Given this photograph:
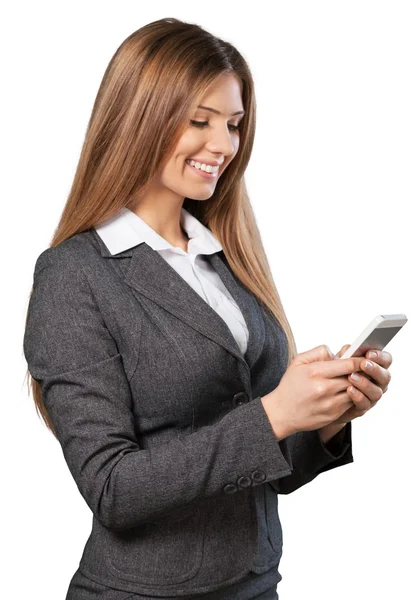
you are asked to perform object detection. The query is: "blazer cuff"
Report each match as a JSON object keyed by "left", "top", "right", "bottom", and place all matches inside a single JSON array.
[{"left": 317, "top": 422, "right": 351, "bottom": 458}]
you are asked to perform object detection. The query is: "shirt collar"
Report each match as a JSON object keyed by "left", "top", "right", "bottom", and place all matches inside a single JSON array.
[{"left": 94, "top": 206, "right": 223, "bottom": 256}]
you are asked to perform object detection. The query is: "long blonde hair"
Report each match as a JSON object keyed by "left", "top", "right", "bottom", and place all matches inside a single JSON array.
[{"left": 23, "top": 17, "right": 297, "bottom": 436}]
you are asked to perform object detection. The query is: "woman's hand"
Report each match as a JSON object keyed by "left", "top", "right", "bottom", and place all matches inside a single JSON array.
[{"left": 329, "top": 344, "right": 393, "bottom": 425}]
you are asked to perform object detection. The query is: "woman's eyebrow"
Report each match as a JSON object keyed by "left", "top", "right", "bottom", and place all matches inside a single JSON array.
[{"left": 197, "top": 105, "right": 245, "bottom": 116}]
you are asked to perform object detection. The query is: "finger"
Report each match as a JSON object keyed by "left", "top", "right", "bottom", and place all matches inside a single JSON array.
[
  {"left": 365, "top": 349, "right": 393, "bottom": 368},
  {"left": 348, "top": 370, "right": 384, "bottom": 403},
  {"left": 347, "top": 386, "right": 371, "bottom": 412},
  {"left": 312, "top": 355, "right": 367, "bottom": 378},
  {"left": 359, "top": 358, "right": 391, "bottom": 390},
  {"left": 336, "top": 344, "right": 351, "bottom": 359}
]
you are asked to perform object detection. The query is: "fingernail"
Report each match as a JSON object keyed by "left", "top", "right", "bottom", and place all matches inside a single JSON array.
[
  {"left": 368, "top": 351, "right": 377, "bottom": 359},
  {"left": 350, "top": 372, "right": 361, "bottom": 382}
]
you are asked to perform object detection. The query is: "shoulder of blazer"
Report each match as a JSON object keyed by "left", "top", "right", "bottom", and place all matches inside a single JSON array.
[{"left": 33, "top": 229, "right": 103, "bottom": 279}]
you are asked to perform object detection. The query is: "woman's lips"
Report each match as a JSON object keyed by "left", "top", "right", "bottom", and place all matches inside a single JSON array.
[{"left": 185, "top": 160, "right": 218, "bottom": 180}]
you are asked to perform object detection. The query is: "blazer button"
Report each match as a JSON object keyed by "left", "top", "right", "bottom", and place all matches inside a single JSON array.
[
  {"left": 232, "top": 391, "right": 248, "bottom": 407},
  {"left": 223, "top": 483, "right": 238, "bottom": 494},
  {"left": 251, "top": 469, "right": 266, "bottom": 483},
  {"left": 237, "top": 476, "right": 252, "bottom": 488}
]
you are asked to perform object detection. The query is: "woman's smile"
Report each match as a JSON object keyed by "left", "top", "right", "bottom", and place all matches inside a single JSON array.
[{"left": 185, "top": 159, "right": 219, "bottom": 180}]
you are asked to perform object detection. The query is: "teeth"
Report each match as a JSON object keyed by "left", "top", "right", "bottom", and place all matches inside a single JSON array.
[{"left": 186, "top": 159, "right": 219, "bottom": 173}]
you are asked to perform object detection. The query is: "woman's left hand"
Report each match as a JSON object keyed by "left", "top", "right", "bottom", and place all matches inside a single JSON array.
[{"left": 333, "top": 344, "right": 392, "bottom": 422}]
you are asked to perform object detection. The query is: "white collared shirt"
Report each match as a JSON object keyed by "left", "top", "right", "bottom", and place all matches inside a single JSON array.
[{"left": 94, "top": 207, "right": 249, "bottom": 355}]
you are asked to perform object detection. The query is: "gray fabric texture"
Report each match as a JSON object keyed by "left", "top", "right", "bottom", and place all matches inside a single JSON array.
[
  {"left": 24, "top": 228, "right": 353, "bottom": 597},
  {"left": 66, "top": 566, "right": 280, "bottom": 599}
]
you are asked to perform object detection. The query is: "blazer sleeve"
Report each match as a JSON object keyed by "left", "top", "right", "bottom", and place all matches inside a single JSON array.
[
  {"left": 23, "top": 247, "right": 295, "bottom": 531},
  {"left": 269, "top": 421, "right": 353, "bottom": 495}
]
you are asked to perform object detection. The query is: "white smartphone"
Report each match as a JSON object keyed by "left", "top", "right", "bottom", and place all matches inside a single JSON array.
[{"left": 338, "top": 314, "right": 408, "bottom": 359}]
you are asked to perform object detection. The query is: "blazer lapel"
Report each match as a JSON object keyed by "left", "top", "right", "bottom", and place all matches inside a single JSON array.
[
  {"left": 91, "top": 229, "right": 265, "bottom": 372},
  {"left": 207, "top": 251, "right": 266, "bottom": 371}
]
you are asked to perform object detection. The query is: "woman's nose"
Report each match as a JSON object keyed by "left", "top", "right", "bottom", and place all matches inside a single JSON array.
[{"left": 206, "top": 127, "right": 236, "bottom": 157}]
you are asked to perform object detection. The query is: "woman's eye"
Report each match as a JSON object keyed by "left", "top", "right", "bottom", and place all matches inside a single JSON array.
[{"left": 190, "top": 120, "right": 240, "bottom": 132}]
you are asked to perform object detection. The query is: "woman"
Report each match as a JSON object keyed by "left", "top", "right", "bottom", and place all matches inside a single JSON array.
[{"left": 23, "top": 17, "right": 392, "bottom": 600}]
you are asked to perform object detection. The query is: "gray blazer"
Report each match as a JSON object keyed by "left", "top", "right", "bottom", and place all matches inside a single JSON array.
[{"left": 23, "top": 227, "right": 353, "bottom": 597}]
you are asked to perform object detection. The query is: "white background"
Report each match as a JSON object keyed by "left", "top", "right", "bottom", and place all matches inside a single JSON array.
[{"left": 3, "top": 1, "right": 410, "bottom": 598}]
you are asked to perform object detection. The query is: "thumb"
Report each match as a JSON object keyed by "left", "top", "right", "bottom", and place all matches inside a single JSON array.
[
  {"left": 335, "top": 344, "right": 351, "bottom": 359},
  {"left": 293, "top": 344, "right": 335, "bottom": 366}
]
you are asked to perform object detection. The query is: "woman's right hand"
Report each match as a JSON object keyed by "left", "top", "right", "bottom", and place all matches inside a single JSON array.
[{"left": 261, "top": 344, "right": 364, "bottom": 440}]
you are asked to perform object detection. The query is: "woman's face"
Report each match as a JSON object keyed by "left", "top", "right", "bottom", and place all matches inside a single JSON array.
[{"left": 160, "top": 73, "right": 244, "bottom": 201}]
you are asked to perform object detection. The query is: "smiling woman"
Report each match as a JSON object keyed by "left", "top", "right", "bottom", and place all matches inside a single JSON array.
[
  {"left": 23, "top": 16, "right": 353, "bottom": 600},
  {"left": 146, "top": 71, "right": 245, "bottom": 202}
]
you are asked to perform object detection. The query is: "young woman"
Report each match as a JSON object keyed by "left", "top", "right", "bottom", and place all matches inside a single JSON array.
[{"left": 23, "top": 17, "right": 391, "bottom": 600}]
